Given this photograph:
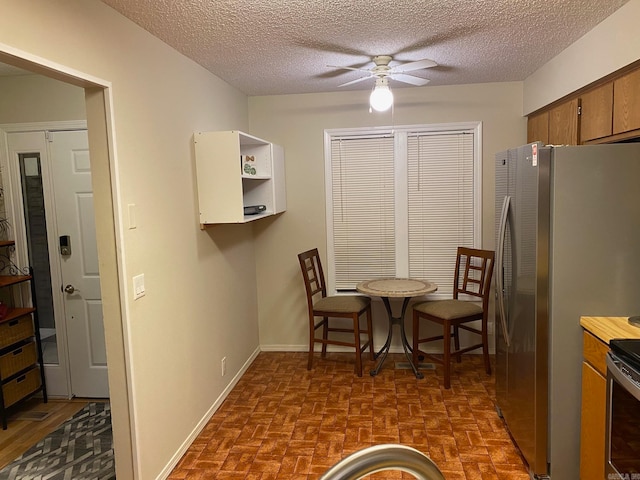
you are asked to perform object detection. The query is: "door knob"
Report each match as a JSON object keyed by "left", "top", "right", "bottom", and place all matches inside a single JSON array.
[{"left": 64, "top": 284, "right": 76, "bottom": 294}]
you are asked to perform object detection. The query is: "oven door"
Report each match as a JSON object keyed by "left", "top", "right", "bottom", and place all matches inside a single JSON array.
[{"left": 605, "top": 352, "right": 640, "bottom": 478}]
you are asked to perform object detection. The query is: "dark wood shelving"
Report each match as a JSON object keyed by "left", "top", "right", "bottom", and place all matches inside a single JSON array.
[
  {"left": 0, "top": 241, "right": 47, "bottom": 429},
  {"left": 0, "top": 307, "right": 37, "bottom": 326},
  {"left": 0, "top": 276, "right": 31, "bottom": 289}
]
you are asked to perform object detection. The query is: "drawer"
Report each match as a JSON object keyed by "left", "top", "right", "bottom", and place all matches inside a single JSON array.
[
  {"left": 0, "top": 342, "right": 37, "bottom": 379},
  {"left": 0, "top": 315, "right": 34, "bottom": 350},
  {"left": 2, "top": 367, "right": 40, "bottom": 407},
  {"left": 583, "top": 330, "right": 609, "bottom": 377}
]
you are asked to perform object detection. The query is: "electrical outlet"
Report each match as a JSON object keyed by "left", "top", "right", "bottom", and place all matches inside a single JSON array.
[{"left": 221, "top": 357, "right": 226, "bottom": 376}]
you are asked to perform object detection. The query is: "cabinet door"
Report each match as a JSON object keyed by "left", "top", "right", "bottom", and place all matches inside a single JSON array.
[
  {"left": 580, "top": 82, "right": 613, "bottom": 143},
  {"left": 527, "top": 111, "right": 549, "bottom": 144},
  {"left": 579, "top": 361, "right": 606, "bottom": 480},
  {"left": 613, "top": 68, "right": 640, "bottom": 134},
  {"left": 549, "top": 99, "right": 579, "bottom": 145}
]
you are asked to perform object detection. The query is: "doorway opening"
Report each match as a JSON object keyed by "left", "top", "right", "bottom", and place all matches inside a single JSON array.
[{"left": 0, "top": 51, "right": 134, "bottom": 478}]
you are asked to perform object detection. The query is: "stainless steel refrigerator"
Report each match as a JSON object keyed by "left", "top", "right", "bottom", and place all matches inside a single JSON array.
[{"left": 494, "top": 142, "right": 640, "bottom": 479}]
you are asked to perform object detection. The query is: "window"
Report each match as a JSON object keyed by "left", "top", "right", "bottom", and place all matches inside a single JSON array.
[{"left": 324, "top": 122, "right": 482, "bottom": 298}]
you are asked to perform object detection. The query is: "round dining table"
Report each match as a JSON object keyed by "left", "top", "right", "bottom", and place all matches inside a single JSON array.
[{"left": 356, "top": 278, "right": 438, "bottom": 378}]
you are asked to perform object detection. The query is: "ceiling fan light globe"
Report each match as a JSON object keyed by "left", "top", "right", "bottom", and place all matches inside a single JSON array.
[{"left": 370, "top": 85, "right": 393, "bottom": 112}]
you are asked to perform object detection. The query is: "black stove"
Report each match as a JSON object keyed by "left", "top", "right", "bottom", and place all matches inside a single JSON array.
[{"left": 610, "top": 338, "right": 640, "bottom": 373}]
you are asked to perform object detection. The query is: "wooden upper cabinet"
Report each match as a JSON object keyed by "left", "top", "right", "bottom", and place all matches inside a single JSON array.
[
  {"left": 527, "top": 64, "right": 640, "bottom": 145},
  {"left": 613, "top": 68, "right": 640, "bottom": 134},
  {"left": 549, "top": 98, "right": 579, "bottom": 145},
  {"left": 527, "top": 111, "right": 549, "bottom": 144},
  {"left": 580, "top": 82, "right": 613, "bottom": 142}
]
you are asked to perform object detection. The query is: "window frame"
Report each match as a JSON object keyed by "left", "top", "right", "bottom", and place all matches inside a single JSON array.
[{"left": 323, "top": 122, "right": 483, "bottom": 297}]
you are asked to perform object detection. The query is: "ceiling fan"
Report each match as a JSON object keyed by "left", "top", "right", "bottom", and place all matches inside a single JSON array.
[
  {"left": 328, "top": 55, "right": 437, "bottom": 111},
  {"left": 329, "top": 55, "right": 437, "bottom": 88}
]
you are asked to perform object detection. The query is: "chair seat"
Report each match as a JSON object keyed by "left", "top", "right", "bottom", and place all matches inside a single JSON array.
[
  {"left": 315, "top": 295, "right": 370, "bottom": 313},
  {"left": 413, "top": 299, "right": 482, "bottom": 320}
]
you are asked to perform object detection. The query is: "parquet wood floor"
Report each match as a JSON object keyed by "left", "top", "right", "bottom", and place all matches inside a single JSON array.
[
  {"left": 0, "top": 397, "right": 89, "bottom": 469},
  {"left": 169, "top": 352, "right": 530, "bottom": 479}
]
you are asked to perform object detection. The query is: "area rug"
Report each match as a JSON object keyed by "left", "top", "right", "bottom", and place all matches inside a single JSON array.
[{"left": 0, "top": 402, "right": 114, "bottom": 480}]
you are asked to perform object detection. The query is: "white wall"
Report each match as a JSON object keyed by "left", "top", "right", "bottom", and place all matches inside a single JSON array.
[
  {"left": 0, "top": 74, "right": 86, "bottom": 123},
  {"left": 524, "top": 0, "right": 640, "bottom": 114},
  {"left": 0, "top": 1, "right": 259, "bottom": 479},
  {"left": 249, "top": 82, "right": 525, "bottom": 351},
  {"left": 1, "top": 0, "right": 632, "bottom": 477}
]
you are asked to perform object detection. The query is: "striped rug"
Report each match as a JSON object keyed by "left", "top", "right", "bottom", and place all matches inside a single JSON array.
[{"left": 0, "top": 402, "right": 114, "bottom": 480}]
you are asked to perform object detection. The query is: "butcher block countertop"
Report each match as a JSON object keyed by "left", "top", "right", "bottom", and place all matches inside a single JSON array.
[{"left": 580, "top": 316, "right": 640, "bottom": 344}]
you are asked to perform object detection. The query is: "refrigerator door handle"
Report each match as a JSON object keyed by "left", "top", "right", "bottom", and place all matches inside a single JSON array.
[{"left": 496, "top": 195, "right": 511, "bottom": 347}]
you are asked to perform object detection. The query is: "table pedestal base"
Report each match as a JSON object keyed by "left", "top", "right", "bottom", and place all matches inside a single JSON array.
[{"left": 370, "top": 297, "right": 423, "bottom": 379}]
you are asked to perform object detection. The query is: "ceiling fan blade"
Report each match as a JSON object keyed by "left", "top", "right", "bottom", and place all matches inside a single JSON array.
[
  {"left": 392, "top": 58, "right": 438, "bottom": 73},
  {"left": 390, "top": 73, "right": 430, "bottom": 86},
  {"left": 338, "top": 76, "right": 373, "bottom": 87},
  {"left": 327, "top": 65, "right": 370, "bottom": 72}
]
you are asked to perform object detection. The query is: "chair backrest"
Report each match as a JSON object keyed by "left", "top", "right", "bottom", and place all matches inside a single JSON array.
[
  {"left": 298, "top": 248, "right": 327, "bottom": 309},
  {"left": 453, "top": 247, "right": 495, "bottom": 308}
]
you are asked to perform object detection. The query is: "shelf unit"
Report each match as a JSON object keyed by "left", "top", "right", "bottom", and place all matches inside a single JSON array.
[
  {"left": 0, "top": 240, "right": 47, "bottom": 429},
  {"left": 193, "top": 130, "right": 286, "bottom": 225}
]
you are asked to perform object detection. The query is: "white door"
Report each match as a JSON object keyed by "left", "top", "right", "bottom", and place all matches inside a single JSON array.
[
  {"left": 49, "top": 130, "right": 109, "bottom": 398},
  {"left": 4, "top": 129, "right": 108, "bottom": 398}
]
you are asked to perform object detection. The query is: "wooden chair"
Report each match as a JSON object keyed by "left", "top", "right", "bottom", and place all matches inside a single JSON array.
[
  {"left": 298, "top": 248, "right": 374, "bottom": 376},
  {"left": 412, "top": 247, "right": 495, "bottom": 388}
]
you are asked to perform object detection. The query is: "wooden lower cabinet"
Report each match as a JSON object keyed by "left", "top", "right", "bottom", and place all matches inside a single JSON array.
[
  {"left": 580, "top": 362, "right": 606, "bottom": 480},
  {"left": 580, "top": 331, "right": 608, "bottom": 480}
]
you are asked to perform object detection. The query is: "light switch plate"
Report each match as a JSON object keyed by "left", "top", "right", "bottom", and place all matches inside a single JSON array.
[
  {"left": 128, "top": 204, "right": 137, "bottom": 229},
  {"left": 133, "top": 273, "right": 145, "bottom": 300}
]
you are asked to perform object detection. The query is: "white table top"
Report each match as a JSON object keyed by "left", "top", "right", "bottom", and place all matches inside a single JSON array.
[{"left": 356, "top": 278, "right": 438, "bottom": 298}]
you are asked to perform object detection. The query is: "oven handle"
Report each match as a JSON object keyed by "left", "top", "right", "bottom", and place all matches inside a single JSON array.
[{"left": 606, "top": 353, "right": 640, "bottom": 402}]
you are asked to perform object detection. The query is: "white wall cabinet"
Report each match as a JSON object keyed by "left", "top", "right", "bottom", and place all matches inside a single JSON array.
[{"left": 194, "top": 130, "right": 286, "bottom": 226}]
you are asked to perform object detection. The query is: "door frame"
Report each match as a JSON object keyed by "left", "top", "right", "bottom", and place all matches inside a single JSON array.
[
  {"left": 0, "top": 122, "right": 88, "bottom": 398},
  {"left": 0, "top": 45, "right": 135, "bottom": 478}
]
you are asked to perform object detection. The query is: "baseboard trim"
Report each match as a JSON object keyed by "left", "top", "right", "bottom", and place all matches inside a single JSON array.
[
  {"left": 259, "top": 345, "right": 494, "bottom": 354},
  {"left": 156, "top": 346, "right": 261, "bottom": 480}
]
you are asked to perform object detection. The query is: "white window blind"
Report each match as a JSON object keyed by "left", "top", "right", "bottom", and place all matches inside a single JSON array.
[
  {"left": 331, "top": 136, "right": 396, "bottom": 289},
  {"left": 326, "top": 123, "right": 480, "bottom": 295},
  {"left": 407, "top": 132, "right": 475, "bottom": 295}
]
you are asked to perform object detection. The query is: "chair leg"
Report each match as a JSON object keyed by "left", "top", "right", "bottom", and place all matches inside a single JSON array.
[
  {"left": 443, "top": 320, "right": 452, "bottom": 389},
  {"left": 353, "top": 313, "right": 363, "bottom": 377},
  {"left": 308, "top": 317, "right": 315, "bottom": 370},
  {"left": 366, "top": 307, "right": 374, "bottom": 360},
  {"left": 453, "top": 325, "right": 461, "bottom": 363},
  {"left": 482, "top": 321, "right": 491, "bottom": 375},
  {"left": 412, "top": 311, "right": 420, "bottom": 367},
  {"left": 321, "top": 317, "right": 329, "bottom": 358}
]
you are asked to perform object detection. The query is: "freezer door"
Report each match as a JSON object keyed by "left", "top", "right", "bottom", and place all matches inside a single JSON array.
[
  {"left": 495, "top": 143, "right": 547, "bottom": 477},
  {"left": 494, "top": 149, "right": 515, "bottom": 413}
]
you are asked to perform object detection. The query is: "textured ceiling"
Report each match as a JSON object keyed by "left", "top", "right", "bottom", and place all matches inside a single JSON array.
[
  {"left": 98, "top": 0, "right": 630, "bottom": 96},
  {"left": 7, "top": 1, "right": 632, "bottom": 96}
]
